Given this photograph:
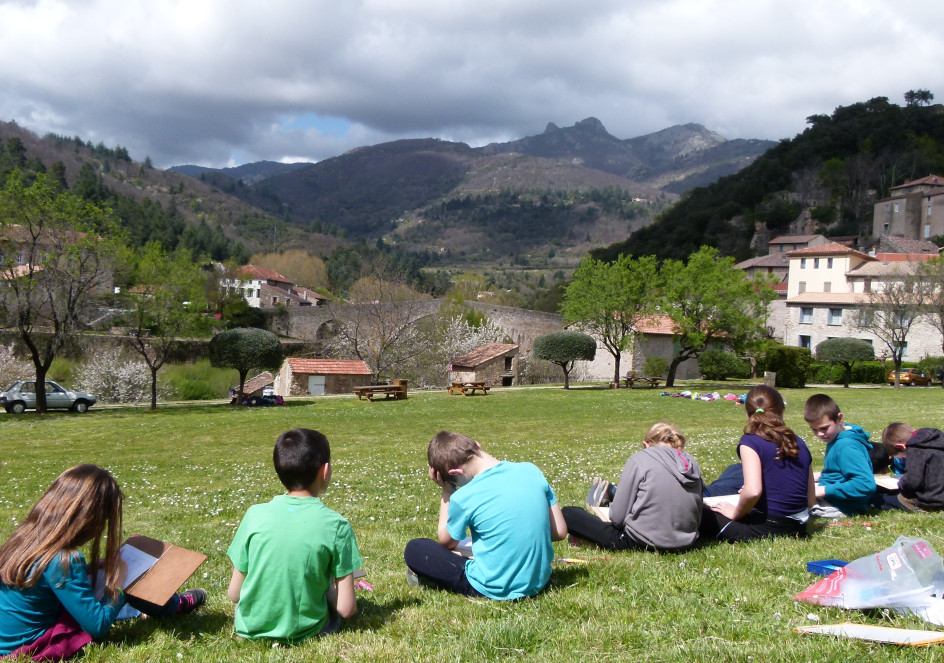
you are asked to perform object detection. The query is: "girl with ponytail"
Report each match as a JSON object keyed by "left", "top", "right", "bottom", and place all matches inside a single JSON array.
[{"left": 701, "top": 385, "right": 814, "bottom": 542}]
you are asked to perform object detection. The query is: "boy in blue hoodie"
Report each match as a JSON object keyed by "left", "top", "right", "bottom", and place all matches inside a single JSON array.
[{"left": 804, "top": 394, "right": 876, "bottom": 517}]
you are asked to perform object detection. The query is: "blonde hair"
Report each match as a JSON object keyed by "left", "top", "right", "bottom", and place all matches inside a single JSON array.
[
  {"left": 0, "top": 465, "right": 123, "bottom": 601},
  {"left": 645, "top": 421, "right": 686, "bottom": 449},
  {"left": 882, "top": 423, "right": 915, "bottom": 454}
]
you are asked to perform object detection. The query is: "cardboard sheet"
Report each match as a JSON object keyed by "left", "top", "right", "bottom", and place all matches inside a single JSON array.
[
  {"left": 796, "top": 623, "right": 944, "bottom": 646},
  {"left": 122, "top": 535, "right": 207, "bottom": 606}
]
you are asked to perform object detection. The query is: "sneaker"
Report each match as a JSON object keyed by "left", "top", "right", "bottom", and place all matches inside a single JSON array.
[
  {"left": 586, "top": 477, "right": 612, "bottom": 508},
  {"left": 175, "top": 589, "right": 207, "bottom": 615}
]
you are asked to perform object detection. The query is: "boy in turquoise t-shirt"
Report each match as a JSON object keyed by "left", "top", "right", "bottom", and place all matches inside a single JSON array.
[
  {"left": 227, "top": 429, "right": 362, "bottom": 641},
  {"left": 403, "top": 431, "right": 568, "bottom": 600}
]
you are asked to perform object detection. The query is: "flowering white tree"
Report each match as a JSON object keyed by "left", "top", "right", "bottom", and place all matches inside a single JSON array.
[
  {"left": 407, "top": 315, "right": 507, "bottom": 387},
  {"left": 0, "top": 343, "right": 32, "bottom": 386},
  {"left": 75, "top": 348, "right": 162, "bottom": 403}
]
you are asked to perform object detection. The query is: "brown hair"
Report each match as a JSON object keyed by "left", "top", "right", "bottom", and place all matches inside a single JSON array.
[
  {"left": 881, "top": 423, "right": 916, "bottom": 454},
  {"left": 803, "top": 393, "right": 841, "bottom": 423},
  {"left": 0, "top": 465, "right": 123, "bottom": 601},
  {"left": 427, "top": 431, "right": 481, "bottom": 479},
  {"left": 645, "top": 422, "right": 686, "bottom": 449},
  {"left": 744, "top": 385, "right": 800, "bottom": 459}
]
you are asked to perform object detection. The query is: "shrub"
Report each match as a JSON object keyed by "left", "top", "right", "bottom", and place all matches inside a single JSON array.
[
  {"left": 807, "top": 361, "right": 843, "bottom": 385},
  {"left": 814, "top": 337, "right": 874, "bottom": 388},
  {"left": 851, "top": 361, "right": 886, "bottom": 384},
  {"left": 162, "top": 360, "right": 234, "bottom": 400},
  {"left": 74, "top": 348, "right": 160, "bottom": 403},
  {"left": 764, "top": 345, "right": 811, "bottom": 388},
  {"left": 642, "top": 356, "right": 669, "bottom": 378},
  {"left": 698, "top": 350, "right": 749, "bottom": 381},
  {"left": 916, "top": 355, "right": 944, "bottom": 379}
]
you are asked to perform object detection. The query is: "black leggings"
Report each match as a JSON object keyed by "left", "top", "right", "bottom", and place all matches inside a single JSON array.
[
  {"left": 403, "top": 538, "right": 483, "bottom": 597},
  {"left": 699, "top": 505, "right": 807, "bottom": 543}
]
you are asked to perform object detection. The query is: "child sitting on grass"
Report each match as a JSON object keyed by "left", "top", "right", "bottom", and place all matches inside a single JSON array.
[
  {"left": 804, "top": 394, "right": 876, "bottom": 517},
  {"left": 227, "top": 428, "right": 361, "bottom": 641},
  {"left": 882, "top": 423, "right": 944, "bottom": 511},
  {"left": 403, "top": 431, "right": 567, "bottom": 600},
  {"left": 564, "top": 422, "right": 704, "bottom": 552},
  {"left": 0, "top": 465, "right": 205, "bottom": 661}
]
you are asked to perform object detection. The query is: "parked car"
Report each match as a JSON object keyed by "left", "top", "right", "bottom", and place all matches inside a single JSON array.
[
  {"left": 0, "top": 381, "right": 96, "bottom": 413},
  {"left": 887, "top": 368, "right": 932, "bottom": 387}
]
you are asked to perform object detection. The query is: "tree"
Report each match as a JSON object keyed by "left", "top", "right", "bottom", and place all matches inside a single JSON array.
[
  {"left": 659, "top": 247, "right": 775, "bottom": 388},
  {"left": 0, "top": 172, "right": 121, "bottom": 412},
  {"left": 815, "top": 337, "right": 875, "bottom": 388},
  {"left": 855, "top": 267, "right": 924, "bottom": 387},
  {"left": 126, "top": 243, "right": 209, "bottom": 409},
  {"left": 904, "top": 89, "right": 935, "bottom": 107},
  {"left": 918, "top": 255, "right": 944, "bottom": 355},
  {"left": 324, "top": 260, "right": 431, "bottom": 381},
  {"left": 561, "top": 254, "right": 659, "bottom": 384},
  {"left": 249, "top": 249, "right": 329, "bottom": 290},
  {"left": 532, "top": 331, "right": 596, "bottom": 389},
  {"left": 208, "top": 327, "right": 283, "bottom": 400}
]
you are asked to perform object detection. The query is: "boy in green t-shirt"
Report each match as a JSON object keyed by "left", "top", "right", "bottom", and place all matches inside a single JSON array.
[{"left": 227, "top": 429, "right": 362, "bottom": 641}]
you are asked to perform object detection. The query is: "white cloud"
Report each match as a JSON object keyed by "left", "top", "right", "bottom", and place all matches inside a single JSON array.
[{"left": 1, "top": 0, "right": 942, "bottom": 167}]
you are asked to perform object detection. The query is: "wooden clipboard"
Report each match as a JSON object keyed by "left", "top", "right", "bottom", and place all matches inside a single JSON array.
[{"left": 123, "top": 534, "right": 207, "bottom": 606}]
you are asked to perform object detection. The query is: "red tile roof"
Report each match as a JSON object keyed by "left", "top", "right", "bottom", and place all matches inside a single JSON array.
[
  {"left": 634, "top": 315, "right": 676, "bottom": 335},
  {"left": 451, "top": 343, "right": 518, "bottom": 369},
  {"left": 873, "top": 253, "right": 936, "bottom": 262},
  {"left": 236, "top": 265, "right": 292, "bottom": 283},
  {"left": 236, "top": 371, "right": 274, "bottom": 395},
  {"left": 890, "top": 174, "right": 944, "bottom": 190},
  {"left": 286, "top": 358, "right": 372, "bottom": 375},
  {"left": 786, "top": 242, "right": 875, "bottom": 260}
]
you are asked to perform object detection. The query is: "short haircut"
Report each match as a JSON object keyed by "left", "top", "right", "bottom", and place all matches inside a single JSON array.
[
  {"left": 427, "top": 431, "right": 480, "bottom": 478},
  {"left": 881, "top": 423, "right": 916, "bottom": 454},
  {"left": 804, "top": 393, "right": 841, "bottom": 423},
  {"left": 273, "top": 429, "right": 330, "bottom": 491},
  {"left": 645, "top": 421, "right": 686, "bottom": 449}
]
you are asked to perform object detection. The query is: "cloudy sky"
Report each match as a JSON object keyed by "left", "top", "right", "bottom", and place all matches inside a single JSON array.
[{"left": 2, "top": 0, "right": 942, "bottom": 169}]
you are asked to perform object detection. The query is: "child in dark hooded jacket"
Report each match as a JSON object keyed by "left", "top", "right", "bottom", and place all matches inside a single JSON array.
[
  {"left": 562, "top": 422, "right": 704, "bottom": 552},
  {"left": 882, "top": 424, "right": 944, "bottom": 511}
]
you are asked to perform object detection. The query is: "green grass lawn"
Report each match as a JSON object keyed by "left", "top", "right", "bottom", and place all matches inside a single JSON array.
[{"left": 2, "top": 384, "right": 944, "bottom": 662}]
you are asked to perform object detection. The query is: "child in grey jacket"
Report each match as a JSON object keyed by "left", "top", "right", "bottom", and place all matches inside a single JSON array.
[{"left": 562, "top": 422, "right": 704, "bottom": 552}]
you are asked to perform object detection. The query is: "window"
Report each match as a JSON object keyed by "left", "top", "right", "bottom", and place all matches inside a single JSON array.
[
  {"left": 814, "top": 258, "right": 820, "bottom": 268},
  {"left": 800, "top": 307, "right": 813, "bottom": 324},
  {"left": 929, "top": 205, "right": 933, "bottom": 217},
  {"left": 896, "top": 341, "right": 908, "bottom": 358},
  {"left": 799, "top": 335, "right": 811, "bottom": 349},
  {"left": 861, "top": 338, "right": 873, "bottom": 346},
  {"left": 504, "top": 357, "right": 513, "bottom": 371},
  {"left": 828, "top": 308, "right": 843, "bottom": 325},
  {"left": 800, "top": 258, "right": 807, "bottom": 268},
  {"left": 827, "top": 258, "right": 834, "bottom": 269},
  {"left": 823, "top": 282, "right": 831, "bottom": 293},
  {"left": 925, "top": 224, "right": 931, "bottom": 238},
  {"left": 778, "top": 245, "right": 784, "bottom": 252},
  {"left": 798, "top": 281, "right": 806, "bottom": 294},
  {"left": 894, "top": 203, "right": 900, "bottom": 213},
  {"left": 883, "top": 222, "right": 889, "bottom": 233},
  {"left": 864, "top": 278, "right": 871, "bottom": 293}
]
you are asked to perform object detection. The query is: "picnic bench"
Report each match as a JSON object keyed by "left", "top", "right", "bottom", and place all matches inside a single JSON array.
[
  {"left": 447, "top": 381, "right": 490, "bottom": 396},
  {"left": 622, "top": 372, "right": 662, "bottom": 389},
  {"left": 353, "top": 381, "right": 408, "bottom": 401}
]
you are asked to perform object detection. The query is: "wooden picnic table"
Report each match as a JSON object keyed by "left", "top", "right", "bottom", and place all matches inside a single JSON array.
[
  {"left": 353, "top": 383, "right": 408, "bottom": 401},
  {"left": 622, "top": 375, "right": 662, "bottom": 389},
  {"left": 447, "top": 381, "right": 490, "bottom": 396}
]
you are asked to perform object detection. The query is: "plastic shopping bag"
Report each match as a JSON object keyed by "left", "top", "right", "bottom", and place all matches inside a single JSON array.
[{"left": 794, "top": 537, "right": 944, "bottom": 623}]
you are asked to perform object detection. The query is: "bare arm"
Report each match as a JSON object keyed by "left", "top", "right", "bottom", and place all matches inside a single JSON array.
[
  {"left": 327, "top": 574, "right": 357, "bottom": 619},
  {"left": 430, "top": 467, "right": 459, "bottom": 549},
  {"left": 549, "top": 503, "right": 568, "bottom": 541},
  {"left": 807, "top": 466, "right": 816, "bottom": 507},
  {"left": 711, "top": 446, "right": 762, "bottom": 521},
  {"left": 227, "top": 568, "right": 245, "bottom": 603}
]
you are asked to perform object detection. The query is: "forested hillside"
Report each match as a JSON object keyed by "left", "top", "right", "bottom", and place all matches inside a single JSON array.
[{"left": 593, "top": 96, "right": 944, "bottom": 262}]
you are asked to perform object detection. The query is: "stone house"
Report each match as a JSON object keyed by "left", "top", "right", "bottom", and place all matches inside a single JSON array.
[
  {"left": 450, "top": 343, "right": 519, "bottom": 386},
  {"left": 274, "top": 358, "right": 372, "bottom": 396},
  {"left": 871, "top": 174, "right": 944, "bottom": 242},
  {"left": 221, "top": 265, "right": 324, "bottom": 309}
]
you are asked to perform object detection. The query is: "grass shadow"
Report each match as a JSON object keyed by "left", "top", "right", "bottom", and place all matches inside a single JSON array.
[{"left": 344, "top": 595, "right": 423, "bottom": 632}]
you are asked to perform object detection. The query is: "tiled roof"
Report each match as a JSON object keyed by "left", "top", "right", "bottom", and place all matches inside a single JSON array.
[
  {"left": 873, "top": 253, "right": 936, "bottom": 262},
  {"left": 769, "top": 234, "right": 823, "bottom": 244},
  {"left": 634, "top": 315, "right": 676, "bottom": 335},
  {"left": 286, "top": 358, "right": 372, "bottom": 375},
  {"left": 259, "top": 282, "right": 314, "bottom": 306},
  {"left": 236, "top": 264, "right": 292, "bottom": 283},
  {"left": 786, "top": 293, "right": 869, "bottom": 305},
  {"left": 877, "top": 235, "right": 940, "bottom": 254},
  {"left": 786, "top": 242, "right": 875, "bottom": 260},
  {"left": 772, "top": 282, "right": 788, "bottom": 293},
  {"left": 890, "top": 174, "right": 944, "bottom": 191},
  {"left": 294, "top": 285, "right": 325, "bottom": 302},
  {"left": 236, "top": 372, "right": 274, "bottom": 394},
  {"left": 735, "top": 253, "right": 790, "bottom": 269},
  {"left": 451, "top": 343, "right": 518, "bottom": 369},
  {"left": 848, "top": 261, "right": 922, "bottom": 277}
]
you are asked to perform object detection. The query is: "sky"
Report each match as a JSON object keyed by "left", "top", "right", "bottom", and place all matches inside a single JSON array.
[{"left": 2, "top": 0, "right": 943, "bottom": 169}]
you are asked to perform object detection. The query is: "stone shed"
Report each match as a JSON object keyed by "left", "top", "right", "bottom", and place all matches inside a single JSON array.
[
  {"left": 450, "top": 343, "right": 519, "bottom": 387},
  {"left": 229, "top": 371, "right": 274, "bottom": 398},
  {"left": 275, "top": 358, "right": 372, "bottom": 396}
]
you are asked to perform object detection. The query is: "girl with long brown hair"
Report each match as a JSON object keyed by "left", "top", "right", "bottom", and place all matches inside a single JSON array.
[
  {"left": 0, "top": 465, "right": 205, "bottom": 660},
  {"left": 701, "top": 385, "right": 815, "bottom": 542}
]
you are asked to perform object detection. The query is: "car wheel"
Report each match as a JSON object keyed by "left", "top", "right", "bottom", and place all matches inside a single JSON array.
[
  {"left": 72, "top": 401, "right": 89, "bottom": 413},
  {"left": 10, "top": 402, "right": 26, "bottom": 414}
]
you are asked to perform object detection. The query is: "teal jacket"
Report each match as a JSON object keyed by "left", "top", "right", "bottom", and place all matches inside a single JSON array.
[{"left": 818, "top": 424, "right": 876, "bottom": 515}]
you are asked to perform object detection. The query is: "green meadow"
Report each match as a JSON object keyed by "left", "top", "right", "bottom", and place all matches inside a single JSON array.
[{"left": 2, "top": 384, "right": 943, "bottom": 662}]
